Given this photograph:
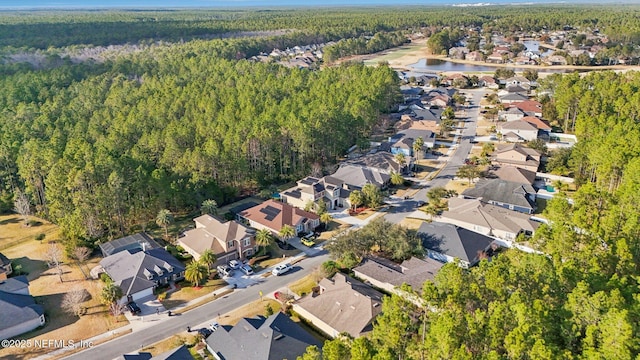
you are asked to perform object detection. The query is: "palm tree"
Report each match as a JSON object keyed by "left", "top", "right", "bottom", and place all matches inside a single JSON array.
[
  {"left": 390, "top": 171, "right": 404, "bottom": 186},
  {"left": 279, "top": 224, "right": 296, "bottom": 243},
  {"left": 185, "top": 260, "right": 208, "bottom": 287},
  {"left": 201, "top": 199, "right": 218, "bottom": 216},
  {"left": 101, "top": 282, "right": 123, "bottom": 314},
  {"left": 413, "top": 137, "right": 424, "bottom": 161},
  {"left": 320, "top": 212, "right": 333, "bottom": 228},
  {"left": 394, "top": 152, "right": 406, "bottom": 168},
  {"left": 199, "top": 249, "right": 217, "bottom": 272},
  {"left": 349, "top": 190, "right": 364, "bottom": 211},
  {"left": 255, "top": 229, "right": 274, "bottom": 253},
  {"left": 156, "top": 209, "right": 174, "bottom": 240}
]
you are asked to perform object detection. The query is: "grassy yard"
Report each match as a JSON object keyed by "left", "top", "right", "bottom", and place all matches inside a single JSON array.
[
  {"left": 158, "top": 278, "right": 227, "bottom": 310},
  {"left": 399, "top": 217, "right": 427, "bottom": 230},
  {"left": 535, "top": 198, "right": 549, "bottom": 215},
  {"left": 140, "top": 334, "right": 203, "bottom": 359},
  {"left": 0, "top": 214, "right": 61, "bottom": 251},
  {"left": 289, "top": 273, "right": 320, "bottom": 297},
  {"left": 446, "top": 179, "right": 474, "bottom": 194}
]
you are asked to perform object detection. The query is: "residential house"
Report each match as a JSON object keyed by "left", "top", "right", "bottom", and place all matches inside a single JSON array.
[
  {"left": 479, "top": 76, "right": 499, "bottom": 89},
  {"left": 0, "top": 252, "right": 12, "bottom": 280},
  {"left": 505, "top": 84, "right": 529, "bottom": 94},
  {"left": 522, "top": 116, "right": 552, "bottom": 138},
  {"left": 99, "top": 233, "right": 162, "bottom": 258},
  {"left": 439, "top": 198, "right": 540, "bottom": 241},
  {"left": 443, "top": 73, "right": 469, "bottom": 88},
  {"left": 281, "top": 176, "right": 351, "bottom": 211},
  {"left": 505, "top": 76, "right": 531, "bottom": 88},
  {"left": 400, "top": 107, "right": 444, "bottom": 133},
  {"left": 205, "top": 312, "right": 321, "bottom": 360},
  {"left": 490, "top": 165, "right": 536, "bottom": 185},
  {"left": 499, "top": 93, "right": 529, "bottom": 104},
  {"left": 389, "top": 128, "right": 436, "bottom": 158},
  {"left": 512, "top": 100, "right": 543, "bottom": 117},
  {"left": 545, "top": 55, "right": 568, "bottom": 66},
  {"left": 417, "top": 222, "right": 498, "bottom": 268},
  {"left": 486, "top": 52, "right": 506, "bottom": 64},
  {"left": 462, "top": 179, "right": 537, "bottom": 214},
  {"left": 352, "top": 256, "right": 442, "bottom": 295},
  {"left": 345, "top": 151, "right": 404, "bottom": 175},
  {"left": 448, "top": 47, "right": 468, "bottom": 59},
  {"left": 492, "top": 143, "right": 542, "bottom": 172},
  {"left": 331, "top": 164, "right": 391, "bottom": 190},
  {"left": 421, "top": 93, "right": 450, "bottom": 108},
  {"left": 498, "top": 120, "right": 539, "bottom": 142},
  {"left": 466, "top": 51, "right": 484, "bottom": 62},
  {"left": 293, "top": 273, "right": 383, "bottom": 338},
  {"left": 499, "top": 107, "right": 526, "bottom": 122},
  {"left": 238, "top": 200, "right": 320, "bottom": 237},
  {"left": 0, "top": 276, "right": 45, "bottom": 340},
  {"left": 400, "top": 86, "right": 422, "bottom": 102},
  {"left": 115, "top": 345, "right": 193, "bottom": 360},
  {"left": 178, "top": 215, "right": 257, "bottom": 266},
  {"left": 99, "top": 248, "right": 185, "bottom": 304}
]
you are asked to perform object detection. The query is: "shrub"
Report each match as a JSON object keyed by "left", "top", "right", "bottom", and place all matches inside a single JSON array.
[
  {"left": 100, "top": 273, "right": 113, "bottom": 283},
  {"left": 35, "top": 233, "right": 46, "bottom": 241},
  {"left": 265, "top": 303, "right": 274, "bottom": 316}
]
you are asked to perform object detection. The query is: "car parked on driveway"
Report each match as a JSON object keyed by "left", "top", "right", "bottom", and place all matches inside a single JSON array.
[
  {"left": 272, "top": 263, "right": 293, "bottom": 276},
  {"left": 216, "top": 264, "right": 234, "bottom": 277},
  {"left": 198, "top": 328, "right": 213, "bottom": 339},
  {"left": 228, "top": 259, "right": 241, "bottom": 269},
  {"left": 126, "top": 301, "right": 141, "bottom": 315},
  {"left": 240, "top": 264, "right": 254, "bottom": 276}
]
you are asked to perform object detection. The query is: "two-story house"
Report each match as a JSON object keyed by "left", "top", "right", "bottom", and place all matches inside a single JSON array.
[
  {"left": 491, "top": 143, "right": 542, "bottom": 172},
  {"left": 239, "top": 200, "right": 320, "bottom": 237},
  {"left": 178, "top": 215, "right": 257, "bottom": 266},
  {"left": 280, "top": 176, "right": 350, "bottom": 211}
]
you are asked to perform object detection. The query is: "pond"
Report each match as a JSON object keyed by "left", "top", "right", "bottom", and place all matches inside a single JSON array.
[{"left": 408, "top": 58, "right": 581, "bottom": 74}]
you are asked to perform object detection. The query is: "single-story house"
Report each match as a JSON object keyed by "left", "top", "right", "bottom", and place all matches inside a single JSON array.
[
  {"left": 205, "top": 312, "right": 321, "bottom": 360},
  {"left": 0, "top": 252, "right": 12, "bottom": 280},
  {"left": 0, "top": 276, "right": 45, "bottom": 340},
  {"left": 499, "top": 107, "right": 526, "bottom": 122},
  {"left": 544, "top": 55, "right": 568, "bottom": 66},
  {"left": 344, "top": 151, "right": 403, "bottom": 175},
  {"left": 293, "top": 273, "right": 383, "bottom": 338},
  {"left": 498, "top": 120, "right": 539, "bottom": 142},
  {"left": 462, "top": 179, "right": 537, "bottom": 214},
  {"left": 281, "top": 175, "right": 351, "bottom": 211},
  {"left": 490, "top": 165, "right": 536, "bottom": 185},
  {"left": 512, "top": 101, "right": 543, "bottom": 117},
  {"left": 521, "top": 116, "right": 552, "bottom": 137},
  {"left": 178, "top": 215, "right": 257, "bottom": 266},
  {"left": 479, "top": 75, "right": 499, "bottom": 89},
  {"left": 417, "top": 222, "right": 499, "bottom": 268},
  {"left": 400, "top": 86, "right": 422, "bottom": 102},
  {"left": 439, "top": 198, "right": 540, "bottom": 241},
  {"left": 352, "top": 256, "right": 442, "bottom": 295},
  {"left": 99, "top": 233, "right": 162, "bottom": 258},
  {"left": 505, "top": 76, "right": 531, "bottom": 88},
  {"left": 115, "top": 345, "right": 193, "bottom": 360},
  {"left": 500, "top": 93, "right": 529, "bottom": 104},
  {"left": 466, "top": 51, "right": 484, "bottom": 62},
  {"left": 492, "top": 143, "right": 542, "bottom": 172},
  {"left": 238, "top": 199, "right": 320, "bottom": 237},
  {"left": 99, "top": 248, "right": 185, "bottom": 304}
]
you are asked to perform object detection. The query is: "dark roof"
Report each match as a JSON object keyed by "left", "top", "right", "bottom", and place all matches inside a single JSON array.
[
  {"left": 205, "top": 312, "right": 321, "bottom": 360},
  {"left": 152, "top": 345, "right": 194, "bottom": 360},
  {"left": 353, "top": 256, "right": 442, "bottom": 293},
  {"left": 114, "top": 353, "right": 153, "bottom": 360},
  {"left": 417, "top": 222, "right": 495, "bottom": 264},
  {"left": 100, "top": 248, "right": 185, "bottom": 297},
  {"left": 500, "top": 93, "right": 529, "bottom": 102},
  {"left": 345, "top": 151, "right": 402, "bottom": 174},
  {"left": 412, "top": 108, "right": 443, "bottom": 122},
  {"left": 99, "top": 233, "right": 161, "bottom": 257},
  {"left": 462, "top": 179, "right": 535, "bottom": 211},
  {"left": 0, "top": 289, "right": 44, "bottom": 332},
  {"left": 0, "top": 252, "right": 10, "bottom": 267},
  {"left": 0, "top": 275, "right": 29, "bottom": 294}
]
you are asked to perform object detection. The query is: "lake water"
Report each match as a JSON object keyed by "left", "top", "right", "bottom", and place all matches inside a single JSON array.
[{"left": 408, "top": 58, "right": 581, "bottom": 74}]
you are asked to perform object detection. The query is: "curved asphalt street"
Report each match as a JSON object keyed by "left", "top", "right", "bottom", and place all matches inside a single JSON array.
[
  {"left": 384, "top": 88, "right": 486, "bottom": 224},
  {"left": 63, "top": 252, "right": 328, "bottom": 360}
]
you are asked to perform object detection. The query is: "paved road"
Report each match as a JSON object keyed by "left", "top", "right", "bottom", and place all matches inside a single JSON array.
[
  {"left": 385, "top": 88, "right": 486, "bottom": 224},
  {"left": 63, "top": 252, "right": 329, "bottom": 360}
]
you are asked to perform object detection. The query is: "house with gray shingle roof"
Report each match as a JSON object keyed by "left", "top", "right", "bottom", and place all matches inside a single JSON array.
[
  {"left": 417, "top": 222, "right": 498, "bottom": 268},
  {"left": 293, "top": 273, "right": 383, "bottom": 338},
  {"left": 492, "top": 143, "right": 542, "bottom": 172},
  {"left": 205, "top": 312, "right": 321, "bottom": 360},
  {"left": 353, "top": 256, "right": 442, "bottom": 296},
  {"left": 0, "top": 275, "right": 45, "bottom": 340},
  {"left": 498, "top": 120, "right": 539, "bottom": 142},
  {"left": 439, "top": 198, "right": 540, "bottom": 240},
  {"left": 99, "top": 233, "right": 161, "bottom": 258},
  {"left": 330, "top": 164, "right": 391, "bottom": 190},
  {"left": 280, "top": 175, "right": 351, "bottom": 212},
  {"left": 99, "top": 248, "right": 185, "bottom": 304},
  {"left": 0, "top": 252, "right": 12, "bottom": 280},
  {"left": 462, "top": 179, "right": 536, "bottom": 214},
  {"left": 490, "top": 166, "right": 536, "bottom": 185},
  {"left": 115, "top": 344, "right": 193, "bottom": 360}
]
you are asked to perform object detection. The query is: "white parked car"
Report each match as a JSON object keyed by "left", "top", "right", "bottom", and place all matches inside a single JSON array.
[
  {"left": 272, "top": 263, "right": 293, "bottom": 276},
  {"left": 228, "top": 259, "right": 241, "bottom": 269},
  {"left": 210, "top": 321, "right": 220, "bottom": 332},
  {"left": 240, "top": 264, "right": 254, "bottom": 276}
]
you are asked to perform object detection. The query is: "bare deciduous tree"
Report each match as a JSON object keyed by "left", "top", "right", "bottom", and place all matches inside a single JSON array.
[
  {"left": 61, "top": 285, "right": 88, "bottom": 316},
  {"left": 13, "top": 190, "right": 32, "bottom": 226},
  {"left": 43, "top": 243, "right": 64, "bottom": 283},
  {"left": 74, "top": 246, "right": 91, "bottom": 279},
  {"left": 109, "top": 302, "right": 126, "bottom": 321}
]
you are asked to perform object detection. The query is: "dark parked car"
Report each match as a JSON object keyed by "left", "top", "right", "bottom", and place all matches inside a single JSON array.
[
  {"left": 198, "top": 328, "right": 213, "bottom": 338},
  {"left": 127, "top": 302, "right": 141, "bottom": 315}
]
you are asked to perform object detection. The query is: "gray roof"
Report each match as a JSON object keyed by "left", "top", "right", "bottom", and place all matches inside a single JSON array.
[
  {"left": 0, "top": 289, "right": 44, "bottom": 333},
  {"left": 114, "top": 353, "right": 153, "bottom": 360},
  {"left": 500, "top": 120, "right": 538, "bottom": 131},
  {"left": 417, "top": 222, "right": 495, "bottom": 264},
  {"left": 345, "top": 151, "right": 402, "bottom": 174},
  {"left": 0, "top": 252, "right": 10, "bottom": 267},
  {"left": 152, "top": 345, "right": 193, "bottom": 360},
  {"left": 442, "top": 198, "right": 540, "bottom": 235},
  {"left": 205, "top": 312, "right": 321, "bottom": 360},
  {"left": 332, "top": 164, "right": 390, "bottom": 189},
  {"left": 462, "top": 179, "right": 535, "bottom": 211},
  {"left": 490, "top": 166, "right": 536, "bottom": 185},
  {"left": 353, "top": 256, "right": 442, "bottom": 293},
  {"left": 389, "top": 129, "right": 436, "bottom": 150},
  {"left": 99, "top": 233, "right": 161, "bottom": 257},
  {"left": 0, "top": 275, "right": 29, "bottom": 294},
  {"left": 500, "top": 93, "right": 529, "bottom": 102},
  {"left": 412, "top": 108, "right": 443, "bottom": 122},
  {"left": 100, "top": 248, "right": 185, "bottom": 297}
]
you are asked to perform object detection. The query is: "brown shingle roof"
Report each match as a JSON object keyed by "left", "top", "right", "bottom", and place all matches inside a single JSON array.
[{"left": 240, "top": 200, "right": 319, "bottom": 233}]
